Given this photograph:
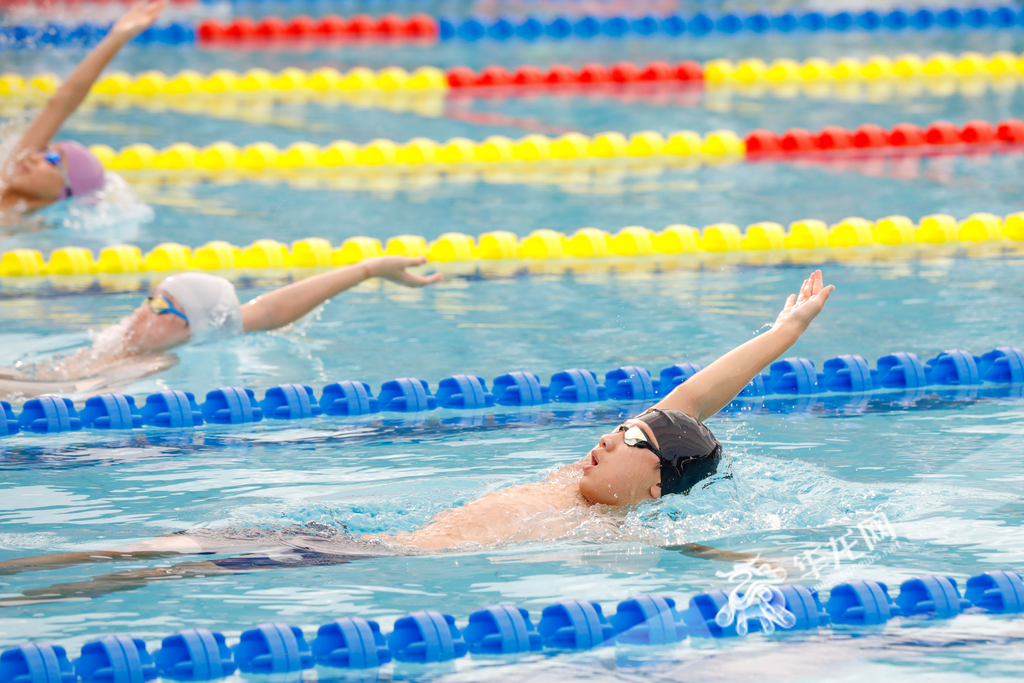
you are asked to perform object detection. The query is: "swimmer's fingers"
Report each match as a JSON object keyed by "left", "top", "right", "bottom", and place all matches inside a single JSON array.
[{"left": 396, "top": 270, "right": 444, "bottom": 288}]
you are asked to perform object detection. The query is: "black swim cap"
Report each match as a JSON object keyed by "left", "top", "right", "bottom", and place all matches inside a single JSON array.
[{"left": 635, "top": 408, "right": 721, "bottom": 496}]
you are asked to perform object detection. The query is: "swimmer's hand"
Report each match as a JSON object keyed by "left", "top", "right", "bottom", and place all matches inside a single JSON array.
[
  {"left": 111, "top": 0, "right": 166, "bottom": 39},
  {"left": 365, "top": 256, "right": 444, "bottom": 288},
  {"left": 771, "top": 269, "right": 834, "bottom": 334}
]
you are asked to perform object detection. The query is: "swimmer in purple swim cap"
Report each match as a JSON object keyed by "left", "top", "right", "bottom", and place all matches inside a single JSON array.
[{"left": 0, "top": 1, "right": 165, "bottom": 223}]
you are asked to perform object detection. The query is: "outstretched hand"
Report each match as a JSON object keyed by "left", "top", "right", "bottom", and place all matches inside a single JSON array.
[
  {"left": 112, "top": 0, "right": 166, "bottom": 39},
  {"left": 366, "top": 256, "right": 444, "bottom": 288},
  {"left": 772, "top": 269, "right": 834, "bottom": 333}
]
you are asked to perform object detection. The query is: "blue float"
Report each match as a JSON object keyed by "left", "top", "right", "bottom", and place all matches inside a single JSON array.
[
  {"left": 378, "top": 378, "right": 437, "bottom": 412},
  {"left": 740, "top": 373, "right": 767, "bottom": 397},
  {"left": 937, "top": 7, "right": 964, "bottom": 28},
  {"left": 455, "top": 17, "right": 486, "bottom": 41},
  {"left": 154, "top": 629, "right": 235, "bottom": 681},
  {"left": 1, "top": 401, "right": 19, "bottom": 436},
  {"left": 435, "top": 375, "right": 494, "bottom": 409},
  {"left": 544, "top": 16, "right": 573, "bottom": 39},
  {"left": 601, "top": 16, "right": 630, "bottom": 37},
  {"left": 573, "top": 16, "right": 601, "bottom": 38},
  {"left": 822, "top": 355, "right": 872, "bottom": 392},
  {"left": 979, "top": 347, "right": 1024, "bottom": 383},
  {"left": 772, "top": 12, "right": 800, "bottom": 32},
  {"left": 0, "top": 643, "right": 75, "bottom": 683},
  {"left": 776, "top": 584, "right": 830, "bottom": 630},
  {"left": 260, "top": 384, "right": 322, "bottom": 420},
  {"left": 925, "top": 350, "right": 981, "bottom": 386},
  {"left": 875, "top": 352, "right": 927, "bottom": 389},
  {"left": 437, "top": 18, "right": 455, "bottom": 40},
  {"left": 17, "top": 396, "right": 81, "bottom": 434},
  {"left": 857, "top": 10, "right": 884, "bottom": 29},
  {"left": 610, "top": 595, "right": 687, "bottom": 645},
  {"left": 799, "top": 11, "right": 827, "bottom": 31},
  {"left": 311, "top": 618, "right": 391, "bottom": 669},
  {"left": 631, "top": 16, "right": 659, "bottom": 36},
  {"left": 897, "top": 575, "right": 971, "bottom": 618},
  {"left": 745, "top": 13, "right": 772, "bottom": 32},
  {"left": 605, "top": 366, "right": 656, "bottom": 401},
  {"left": 883, "top": 8, "right": 910, "bottom": 29},
  {"left": 538, "top": 600, "right": 614, "bottom": 649},
  {"left": 682, "top": 590, "right": 737, "bottom": 638},
  {"left": 80, "top": 393, "right": 142, "bottom": 430},
  {"left": 549, "top": 369, "right": 605, "bottom": 403},
  {"left": 656, "top": 363, "right": 702, "bottom": 396},
  {"left": 201, "top": 387, "right": 263, "bottom": 424},
  {"left": 687, "top": 13, "right": 715, "bottom": 36},
  {"left": 768, "top": 358, "right": 818, "bottom": 394},
  {"left": 827, "top": 11, "right": 855, "bottom": 31},
  {"left": 486, "top": 17, "right": 515, "bottom": 40},
  {"left": 387, "top": 611, "right": 467, "bottom": 663},
  {"left": 716, "top": 14, "right": 744, "bottom": 34},
  {"left": 825, "top": 580, "right": 899, "bottom": 625},
  {"left": 515, "top": 16, "right": 544, "bottom": 40},
  {"left": 989, "top": 6, "right": 1018, "bottom": 28},
  {"left": 493, "top": 372, "right": 547, "bottom": 406},
  {"left": 909, "top": 7, "right": 936, "bottom": 29},
  {"left": 965, "top": 570, "right": 1024, "bottom": 613},
  {"left": 320, "top": 381, "right": 379, "bottom": 416},
  {"left": 660, "top": 15, "right": 687, "bottom": 36},
  {"left": 463, "top": 605, "right": 542, "bottom": 655},
  {"left": 75, "top": 636, "right": 157, "bottom": 683},
  {"left": 233, "top": 623, "right": 312, "bottom": 674},
  {"left": 141, "top": 391, "right": 203, "bottom": 428}
]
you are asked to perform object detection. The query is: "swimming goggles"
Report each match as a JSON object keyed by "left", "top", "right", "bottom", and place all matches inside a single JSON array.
[
  {"left": 44, "top": 149, "right": 73, "bottom": 197},
  {"left": 145, "top": 295, "right": 189, "bottom": 325},
  {"left": 617, "top": 424, "right": 662, "bottom": 456}
]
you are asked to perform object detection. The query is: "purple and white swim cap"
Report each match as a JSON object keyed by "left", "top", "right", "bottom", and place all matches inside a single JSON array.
[{"left": 54, "top": 141, "right": 105, "bottom": 199}]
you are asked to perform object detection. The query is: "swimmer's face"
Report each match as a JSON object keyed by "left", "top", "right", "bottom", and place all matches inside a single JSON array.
[
  {"left": 579, "top": 418, "right": 662, "bottom": 507},
  {"left": 3, "top": 148, "right": 65, "bottom": 204},
  {"left": 123, "top": 291, "right": 190, "bottom": 354}
]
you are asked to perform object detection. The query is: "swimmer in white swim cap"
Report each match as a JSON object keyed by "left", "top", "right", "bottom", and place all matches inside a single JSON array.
[
  {"left": 0, "top": 1, "right": 165, "bottom": 224},
  {"left": 0, "top": 255, "right": 442, "bottom": 398}
]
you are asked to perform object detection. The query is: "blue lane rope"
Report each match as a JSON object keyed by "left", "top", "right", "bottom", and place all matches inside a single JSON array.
[
  {"left": 1, "top": 346, "right": 1021, "bottom": 437},
  {"left": 1, "top": 571, "right": 1022, "bottom": 679},
  {"left": 4, "top": 5, "right": 1024, "bottom": 50}
]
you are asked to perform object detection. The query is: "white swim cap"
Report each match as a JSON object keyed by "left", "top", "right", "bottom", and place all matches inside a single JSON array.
[{"left": 156, "top": 273, "right": 243, "bottom": 343}]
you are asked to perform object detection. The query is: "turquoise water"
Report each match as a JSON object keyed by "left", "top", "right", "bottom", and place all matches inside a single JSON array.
[{"left": 3, "top": 25, "right": 1024, "bottom": 683}]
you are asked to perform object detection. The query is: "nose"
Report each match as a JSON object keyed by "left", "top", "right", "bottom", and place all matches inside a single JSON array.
[{"left": 598, "top": 433, "right": 615, "bottom": 450}]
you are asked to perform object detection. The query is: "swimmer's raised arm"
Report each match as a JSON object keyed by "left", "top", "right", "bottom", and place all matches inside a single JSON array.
[
  {"left": 7, "top": 1, "right": 165, "bottom": 160},
  {"left": 241, "top": 256, "right": 443, "bottom": 332},
  {"left": 655, "top": 270, "right": 834, "bottom": 422}
]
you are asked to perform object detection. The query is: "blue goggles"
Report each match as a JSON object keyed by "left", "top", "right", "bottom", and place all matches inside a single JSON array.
[
  {"left": 44, "top": 149, "right": 72, "bottom": 197},
  {"left": 146, "top": 295, "right": 189, "bottom": 325}
]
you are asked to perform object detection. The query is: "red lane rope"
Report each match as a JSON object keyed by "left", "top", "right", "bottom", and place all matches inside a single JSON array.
[
  {"left": 197, "top": 14, "right": 438, "bottom": 42},
  {"left": 445, "top": 60, "right": 704, "bottom": 87}
]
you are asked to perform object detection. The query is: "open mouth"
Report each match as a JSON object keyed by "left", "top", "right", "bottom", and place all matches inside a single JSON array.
[{"left": 591, "top": 453, "right": 598, "bottom": 466}]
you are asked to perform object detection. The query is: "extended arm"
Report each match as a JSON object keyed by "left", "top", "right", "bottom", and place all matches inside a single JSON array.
[
  {"left": 6, "top": 1, "right": 164, "bottom": 162},
  {"left": 241, "top": 255, "right": 443, "bottom": 333},
  {"left": 655, "top": 270, "right": 834, "bottom": 422}
]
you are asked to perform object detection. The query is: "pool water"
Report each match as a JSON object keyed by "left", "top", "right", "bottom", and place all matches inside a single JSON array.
[{"left": 3, "top": 20, "right": 1024, "bottom": 683}]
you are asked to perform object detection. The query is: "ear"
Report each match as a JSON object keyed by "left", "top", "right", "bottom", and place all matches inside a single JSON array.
[{"left": 649, "top": 482, "right": 662, "bottom": 499}]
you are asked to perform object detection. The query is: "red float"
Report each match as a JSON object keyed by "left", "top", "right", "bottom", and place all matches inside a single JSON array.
[
  {"left": 476, "top": 66, "right": 513, "bottom": 86},
  {"left": 285, "top": 15, "right": 317, "bottom": 37},
  {"left": 404, "top": 14, "right": 437, "bottom": 37},
  {"left": 923, "top": 121, "right": 961, "bottom": 145},
  {"left": 610, "top": 62, "right": 640, "bottom": 83},
  {"left": 512, "top": 66, "right": 546, "bottom": 85},
  {"left": 673, "top": 61, "right": 704, "bottom": 81},
  {"left": 316, "top": 16, "right": 347, "bottom": 35},
  {"left": 545, "top": 65, "right": 579, "bottom": 84},
  {"left": 446, "top": 67, "right": 477, "bottom": 88},
  {"left": 996, "top": 119, "right": 1024, "bottom": 143},
  {"left": 745, "top": 130, "right": 783, "bottom": 154},
  {"left": 374, "top": 14, "right": 406, "bottom": 36},
  {"left": 579, "top": 63, "right": 610, "bottom": 83},
  {"left": 197, "top": 19, "right": 227, "bottom": 41},
  {"left": 780, "top": 128, "right": 817, "bottom": 153},
  {"left": 255, "top": 16, "right": 288, "bottom": 38},
  {"left": 960, "top": 120, "right": 996, "bottom": 144},
  {"left": 852, "top": 124, "right": 890, "bottom": 148},
  {"left": 346, "top": 14, "right": 376, "bottom": 35},
  {"left": 225, "top": 18, "right": 257, "bottom": 39},
  {"left": 639, "top": 61, "right": 674, "bottom": 81},
  {"left": 816, "top": 126, "right": 854, "bottom": 150},
  {"left": 889, "top": 123, "right": 926, "bottom": 146}
]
